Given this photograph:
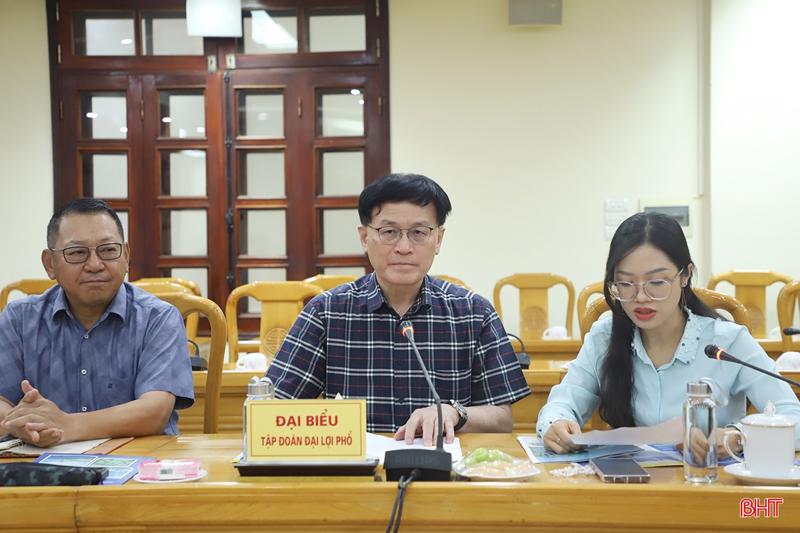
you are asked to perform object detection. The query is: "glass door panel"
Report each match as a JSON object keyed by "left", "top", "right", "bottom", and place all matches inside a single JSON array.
[
  {"left": 81, "top": 152, "right": 128, "bottom": 199},
  {"left": 160, "top": 150, "right": 207, "bottom": 197},
  {"left": 161, "top": 209, "right": 208, "bottom": 256},
  {"left": 80, "top": 92, "right": 128, "bottom": 139}
]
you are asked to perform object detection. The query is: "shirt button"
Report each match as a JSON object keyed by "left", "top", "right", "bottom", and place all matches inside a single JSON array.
[
  {"left": 81, "top": 406, "right": 88, "bottom": 412},
  {"left": 81, "top": 369, "right": 87, "bottom": 375},
  {"left": 83, "top": 333, "right": 89, "bottom": 340}
]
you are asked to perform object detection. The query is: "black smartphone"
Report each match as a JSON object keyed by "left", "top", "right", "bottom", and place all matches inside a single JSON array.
[{"left": 589, "top": 457, "right": 651, "bottom": 483}]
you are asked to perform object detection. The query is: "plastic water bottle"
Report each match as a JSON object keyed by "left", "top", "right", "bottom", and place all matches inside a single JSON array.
[
  {"left": 683, "top": 381, "right": 717, "bottom": 483},
  {"left": 242, "top": 376, "right": 274, "bottom": 461}
]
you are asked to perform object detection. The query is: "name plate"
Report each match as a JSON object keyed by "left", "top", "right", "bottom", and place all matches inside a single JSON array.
[{"left": 245, "top": 399, "right": 366, "bottom": 462}]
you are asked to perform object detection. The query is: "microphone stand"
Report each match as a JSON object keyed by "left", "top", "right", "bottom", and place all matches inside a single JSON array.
[
  {"left": 704, "top": 344, "right": 800, "bottom": 388},
  {"left": 384, "top": 321, "right": 452, "bottom": 482}
]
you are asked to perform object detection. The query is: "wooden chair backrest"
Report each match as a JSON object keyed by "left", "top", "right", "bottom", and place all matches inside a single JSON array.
[
  {"left": 777, "top": 280, "right": 800, "bottom": 351},
  {"left": 0, "top": 279, "right": 57, "bottom": 310},
  {"left": 432, "top": 275, "right": 472, "bottom": 290},
  {"left": 493, "top": 273, "right": 575, "bottom": 343},
  {"left": 577, "top": 281, "right": 604, "bottom": 338},
  {"left": 707, "top": 270, "right": 791, "bottom": 337},
  {"left": 132, "top": 280, "right": 200, "bottom": 341},
  {"left": 225, "top": 281, "right": 323, "bottom": 358},
  {"left": 303, "top": 274, "right": 358, "bottom": 292},
  {"left": 158, "top": 292, "right": 226, "bottom": 434}
]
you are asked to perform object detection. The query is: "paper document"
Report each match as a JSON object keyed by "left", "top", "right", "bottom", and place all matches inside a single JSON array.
[
  {"left": 516, "top": 435, "right": 638, "bottom": 464},
  {"left": 570, "top": 417, "right": 683, "bottom": 446},
  {"left": 366, "top": 433, "right": 463, "bottom": 464},
  {"left": 1, "top": 438, "right": 110, "bottom": 457}
]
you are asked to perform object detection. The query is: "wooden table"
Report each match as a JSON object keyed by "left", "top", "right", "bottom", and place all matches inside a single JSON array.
[{"left": 1, "top": 433, "right": 798, "bottom": 532}]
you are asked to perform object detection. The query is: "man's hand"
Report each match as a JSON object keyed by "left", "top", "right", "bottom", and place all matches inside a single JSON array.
[
  {"left": 543, "top": 419, "right": 586, "bottom": 453},
  {"left": 718, "top": 427, "right": 742, "bottom": 459},
  {"left": 394, "top": 404, "right": 459, "bottom": 446},
  {"left": 1, "top": 380, "right": 67, "bottom": 447}
]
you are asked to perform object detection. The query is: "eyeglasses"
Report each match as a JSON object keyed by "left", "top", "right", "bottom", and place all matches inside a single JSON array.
[
  {"left": 609, "top": 269, "right": 684, "bottom": 302},
  {"left": 366, "top": 225, "right": 438, "bottom": 245},
  {"left": 50, "top": 242, "right": 124, "bottom": 264}
]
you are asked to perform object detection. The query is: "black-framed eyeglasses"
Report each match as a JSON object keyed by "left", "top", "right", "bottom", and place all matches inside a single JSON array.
[
  {"left": 49, "top": 242, "right": 124, "bottom": 264},
  {"left": 366, "top": 225, "right": 438, "bottom": 245},
  {"left": 609, "top": 269, "right": 684, "bottom": 302}
]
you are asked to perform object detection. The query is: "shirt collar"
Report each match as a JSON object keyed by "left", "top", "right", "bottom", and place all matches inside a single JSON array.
[
  {"left": 364, "top": 273, "right": 432, "bottom": 315},
  {"left": 632, "top": 308, "right": 705, "bottom": 366},
  {"left": 50, "top": 283, "right": 128, "bottom": 323}
]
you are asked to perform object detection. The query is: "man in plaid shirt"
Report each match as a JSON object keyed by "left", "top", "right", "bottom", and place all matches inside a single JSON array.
[{"left": 267, "top": 174, "right": 530, "bottom": 445}]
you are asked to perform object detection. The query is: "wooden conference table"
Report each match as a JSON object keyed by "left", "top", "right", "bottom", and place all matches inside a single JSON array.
[{"left": 1, "top": 433, "right": 798, "bottom": 532}]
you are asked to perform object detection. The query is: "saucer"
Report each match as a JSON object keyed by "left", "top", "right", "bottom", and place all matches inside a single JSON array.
[
  {"left": 724, "top": 463, "right": 800, "bottom": 486},
  {"left": 133, "top": 469, "right": 208, "bottom": 484}
]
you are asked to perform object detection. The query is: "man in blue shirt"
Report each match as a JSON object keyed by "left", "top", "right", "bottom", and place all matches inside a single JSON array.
[
  {"left": 0, "top": 198, "right": 194, "bottom": 446},
  {"left": 267, "top": 174, "right": 530, "bottom": 444}
]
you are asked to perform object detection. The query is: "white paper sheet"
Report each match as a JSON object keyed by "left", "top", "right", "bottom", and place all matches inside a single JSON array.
[
  {"left": 366, "top": 432, "right": 462, "bottom": 464},
  {"left": 569, "top": 417, "right": 683, "bottom": 446},
  {"left": 7, "top": 438, "right": 110, "bottom": 457}
]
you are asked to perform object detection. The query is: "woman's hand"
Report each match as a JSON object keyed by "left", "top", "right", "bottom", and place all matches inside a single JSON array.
[{"left": 543, "top": 419, "right": 586, "bottom": 453}]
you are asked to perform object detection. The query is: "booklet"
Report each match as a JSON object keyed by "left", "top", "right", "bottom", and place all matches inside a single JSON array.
[
  {"left": 516, "top": 435, "right": 639, "bottom": 464},
  {"left": 35, "top": 453, "right": 153, "bottom": 485},
  {"left": 0, "top": 437, "right": 111, "bottom": 458}
]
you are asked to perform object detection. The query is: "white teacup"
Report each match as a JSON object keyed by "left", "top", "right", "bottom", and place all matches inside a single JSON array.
[
  {"left": 723, "top": 401, "right": 796, "bottom": 478},
  {"left": 542, "top": 326, "right": 568, "bottom": 340},
  {"left": 776, "top": 351, "right": 800, "bottom": 371},
  {"left": 236, "top": 352, "right": 268, "bottom": 371}
]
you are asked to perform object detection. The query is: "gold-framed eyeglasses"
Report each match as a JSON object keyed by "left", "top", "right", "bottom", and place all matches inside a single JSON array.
[
  {"left": 609, "top": 269, "right": 684, "bottom": 302},
  {"left": 366, "top": 225, "right": 438, "bottom": 245},
  {"left": 50, "top": 242, "right": 124, "bottom": 264}
]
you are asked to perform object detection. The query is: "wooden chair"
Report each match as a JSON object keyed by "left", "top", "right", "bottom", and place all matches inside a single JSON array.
[
  {"left": 777, "top": 280, "right": 800, "bottom": 351},
  {"left": 303, "top": 274, "right": 358, "bottom": 292},
  {"left": 707, "top": 270, "right": 792, "bottom": 338},
  {"left": 134, "top": 276, "right": 202, "bottom": 296},
  {"left": 432, "top": 274, "right": 471, "bottom": 290},
  {"left": 493, "top": 273, "right": 576, "bottom": 342},
  {"left": 158, "top": 292, "right": 225, "bottom": 434},
  {"left": 577, "top": 281, "right": 604, "bottom": 338},
  {"left": 0, "top": 278, "right": 57, "bottom": 310},
  {"left": 580, "top": 287, "right": 751, "bottom": 338},
  {"left": 132, "top": 279, "right": 200, "bottom": 341},
  {"left": 226, "top": 281, "right": 323, "bottom": 359}
]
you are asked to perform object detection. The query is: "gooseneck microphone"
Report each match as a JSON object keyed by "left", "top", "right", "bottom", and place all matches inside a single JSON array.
[
  {"left": 704, "top": 344, "right": 800, "bottom": 388},
  {"left": 383, "top": 320, "right": 452, "bottom": 482},
  {"left": 783, "top": 327, "right": 800, "bottom": 336}
]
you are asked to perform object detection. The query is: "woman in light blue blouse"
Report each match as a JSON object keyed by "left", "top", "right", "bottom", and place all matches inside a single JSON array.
[{"left": 538, "top": 212, "right": 800, "bottom": 453}]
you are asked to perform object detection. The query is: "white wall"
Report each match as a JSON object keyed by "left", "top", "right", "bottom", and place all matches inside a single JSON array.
[
  {"left": 0, "top": 0, "right": 54, "bottom": 288},
  {"left": 710, "top": 0, "right": 800, "bottom": 333},
  {"left": 390, "top": 0, "right": 705, "bottom": 336}
]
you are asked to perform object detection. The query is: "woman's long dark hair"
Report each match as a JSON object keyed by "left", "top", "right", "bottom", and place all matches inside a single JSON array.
[{"left": 598, "top": 212, "right": 718, "bottom": 428}]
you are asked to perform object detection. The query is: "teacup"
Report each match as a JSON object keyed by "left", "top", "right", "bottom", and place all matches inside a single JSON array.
[
  {"left": 542, "top": 326, "right": 568, "bottom": 340},
  {"left": 236, "top": 352, "right": 268, "bottom": 371},
  {"left": 723, "top": 401, "right": 796, "bottom": 478}
]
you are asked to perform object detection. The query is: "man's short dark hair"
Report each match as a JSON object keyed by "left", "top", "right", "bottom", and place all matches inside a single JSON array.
[
  {"left": 358, "top": 173, "right": 452, "bottom": 226},
  {"left": 47, "top": 198, "right": 125, "bottom": 248}
]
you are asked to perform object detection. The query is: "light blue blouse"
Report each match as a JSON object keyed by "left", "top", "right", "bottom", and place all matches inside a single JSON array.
[{"left": 536, "top": 311, "right": 800, "bottom": 448}]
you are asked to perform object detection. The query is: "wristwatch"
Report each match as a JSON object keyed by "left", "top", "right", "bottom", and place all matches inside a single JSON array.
[{"left": 449, "top": 400, "right": 468, "bottom": 431}]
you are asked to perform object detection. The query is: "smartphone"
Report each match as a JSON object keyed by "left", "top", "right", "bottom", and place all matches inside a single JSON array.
[{"left": 589, "top": 457, "right": 651, "bottom": 483}]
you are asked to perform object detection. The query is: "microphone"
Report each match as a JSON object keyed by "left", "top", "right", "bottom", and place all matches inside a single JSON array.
[
  {"left": 784, "top": 328, "right": 800, "bottom": 336},
  {"left": 704, "top": 344, "right": 800, "bottom": 388},
  {"left": 383, "top": 320, "right": 452, "bottom": 482}
]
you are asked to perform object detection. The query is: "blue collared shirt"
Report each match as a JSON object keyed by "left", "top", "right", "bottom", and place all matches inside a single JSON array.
[
  {"left": 267, "top": 274, "right": 531, "bottom": 432},
  {"left": 537, "top": 311, "right": 800, "bottom": 448},
  {"left": 0, "top": 282, "right": 194, "bottom": 435}
]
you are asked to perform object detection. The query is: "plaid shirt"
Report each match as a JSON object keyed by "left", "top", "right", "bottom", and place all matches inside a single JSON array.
[{"left": 267, "top": 274, "right": 530, "bottom": 432}]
